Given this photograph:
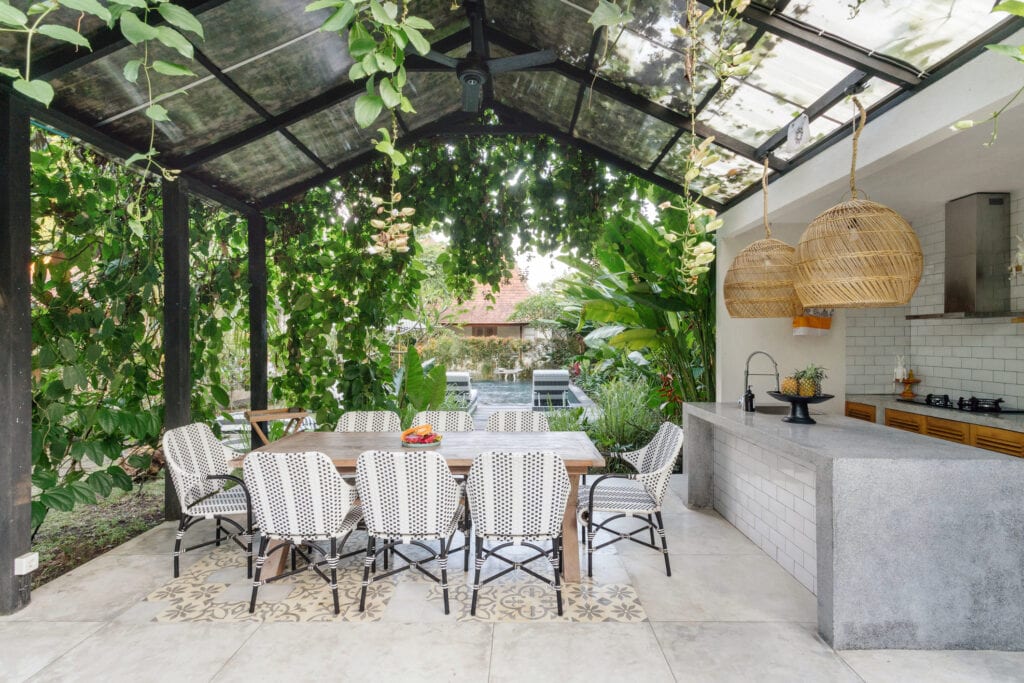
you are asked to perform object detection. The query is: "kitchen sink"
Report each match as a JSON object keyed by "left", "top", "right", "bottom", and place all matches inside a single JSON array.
[{"left": 753, "top": 405, "right": 790, "bottom": 415}]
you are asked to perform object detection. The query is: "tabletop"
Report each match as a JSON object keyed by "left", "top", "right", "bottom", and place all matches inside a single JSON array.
[{"left": 240, "top": 430, "right": 605, "bottom": 471}]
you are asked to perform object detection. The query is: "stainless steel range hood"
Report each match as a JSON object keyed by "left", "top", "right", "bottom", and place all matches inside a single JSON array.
[{"left": 943, "top": 192, "right": 1011, "bottom": 315}]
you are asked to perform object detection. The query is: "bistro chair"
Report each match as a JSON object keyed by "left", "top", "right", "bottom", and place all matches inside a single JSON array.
[
  {"left": 466, "top": 451, "right": 570, "bottom": 616},
  {"left": 163, "top": 423, "right": 254, "bottom": 578},
  {"left": 244, "top": 451, "right": 363, "bottom": 615},
  {"left": 335, "top": 410, "right": 402, "bottom": 432},
  {"left": 411, "top": 410, "right": 474, "bottom": 432},
  {"left": 356, "top": 450, "right": 464, "bottom": 614},
  {"left": 579, "top": 421, "right": 684, "bottom": 578},
  {"left": 485, "top": 409, "right": 549, "bottom": 432}
]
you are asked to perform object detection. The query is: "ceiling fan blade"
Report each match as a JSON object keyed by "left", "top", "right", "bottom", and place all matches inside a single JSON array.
[
  {"left": 422, "top": 50, "right": 459, "bottom": 69},
  {"left": 487, "top": 49, "right": 557, "bottom": 74},
  {"left": 461, "top": 80, "right": 482, "bottom": 112}
]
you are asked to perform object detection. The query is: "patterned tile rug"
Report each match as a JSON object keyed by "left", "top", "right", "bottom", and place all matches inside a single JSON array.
[{"left": 144, "top": 537, "right": 647, "bottom": 624}]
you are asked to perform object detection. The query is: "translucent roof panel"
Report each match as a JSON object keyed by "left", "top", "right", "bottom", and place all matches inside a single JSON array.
[
  {"left": 402, "top": 72, "right": 464, "bottom": 130},
  {"left": 657, "top": 136, "right": 766, "bottom": 202},
  {"left": 488, "top": 0, "right": 595, "bottom": 65},
  {"left": 287, "top": 99, "right": 380, "bottom": 165},
  {"left": 198, "top": 0, "right": 330, "bottom": 66},
  {"left": 494, "top": 70, "right": 579, "bottom": 132},
  {"left": 196, "top": 132, "right": 321, "bottom": 199},
  {"left": 574, "top": 90, "right": 677, "bottom": 168},
  {"left": 777, "top": 0, "right": 1007, "bottom": 71},
  {"left": 0, "top": 1, "right": 106, "bottom": 64},
  {"left": 699, "top": 35, "right": 852, "bottom": 147}
]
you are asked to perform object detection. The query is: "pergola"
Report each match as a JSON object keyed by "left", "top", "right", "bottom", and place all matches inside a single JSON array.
[{"left": 1, "top": 0, "right": 1021, "bottom": 613}]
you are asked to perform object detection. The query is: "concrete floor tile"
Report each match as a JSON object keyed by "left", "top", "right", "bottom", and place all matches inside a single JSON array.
[
  {"left": 30, "top": 622, "right": 258, "bottom": 682},
  {"left": 490, "top": 622, "right": 674, "bottom": 682},
  {"left": 839, "top": 649, "right": 1024, "bottom": 683},
  {"left": 0, "top": 621, "right": 103, "bottom": 682},
  {"left": 212, "top": 622, "right": 493, "bottom": 681},
  {"left": 653, "top": 621, "right": 862, "bottom": 683},
  {"left": 625, "top": 552, "right": 817, "bottom": 622},
  {"left": 596, "top": 509, "right": 762, "bottom": 557}
]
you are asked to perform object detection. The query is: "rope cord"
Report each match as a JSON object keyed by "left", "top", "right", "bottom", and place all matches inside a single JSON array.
[
  {"left": 761, "top": 157, "right": 771, "bottom": 238},
  {"left": 849, "top": 96, "right": 866, "bottom": 197}
]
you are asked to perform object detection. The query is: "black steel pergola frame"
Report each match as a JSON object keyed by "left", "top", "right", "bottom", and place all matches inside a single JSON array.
[{"left": 1, "top": 0, "right": 1021, "bottom": 614}]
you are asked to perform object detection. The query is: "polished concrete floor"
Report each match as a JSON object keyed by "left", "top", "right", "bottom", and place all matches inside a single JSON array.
[{"left": 2, "top": 476, "right": 1022, "bottom": 682}]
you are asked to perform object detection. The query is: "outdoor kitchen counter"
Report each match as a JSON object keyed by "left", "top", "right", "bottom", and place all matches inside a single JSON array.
[
  {"left": 847, "top": 392, "right": 1024, "bottom": 432},
  {"left": 683, "top": 402, "right": 1024, "bottom": 651}
]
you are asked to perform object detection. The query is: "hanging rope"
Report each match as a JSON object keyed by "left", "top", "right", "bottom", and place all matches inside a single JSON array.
[
  {"left": 849, "top": 96, "right": 866, "bottom": 197},
  {"left": 761, "top": 157, "right": 771, "bottom": 238}
]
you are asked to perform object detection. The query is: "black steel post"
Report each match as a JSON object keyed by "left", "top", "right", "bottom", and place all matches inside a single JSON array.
[
  {"left": 162, "top": 179, "right": 191, "bottom": 520},
  {"left": 0, "top": 90, "right": 33, "bottom": 614},
  {"left": 247, "top": 212, "right": 268, "bottom": 447}
]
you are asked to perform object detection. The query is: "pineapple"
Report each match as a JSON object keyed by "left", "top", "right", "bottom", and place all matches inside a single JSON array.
[
  {"left": 781, "top": 373, "right": 800, "bottom": 395},
  {"left": 798, "top": 364, "right": 828, "bottom": 397}
]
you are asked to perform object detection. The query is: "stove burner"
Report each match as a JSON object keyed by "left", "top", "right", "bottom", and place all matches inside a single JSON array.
[
  {"left": 925, "top": 394, "right": 953, "bottom": 408},
  {"left": 897, "top": 394, "right": 1023, "bottom": 414},
  {"left": 958, "top": 396, "right": 1004, "bottom": 413}
]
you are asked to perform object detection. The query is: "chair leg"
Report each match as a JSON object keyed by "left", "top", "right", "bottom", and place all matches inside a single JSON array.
[
  {"left": 439, "top": 536, "right": 451, "bottom": 616},
  {"left": 655, "top": 511, "right": 671, "bottom": 577},
  {"left": 552, "top": 536, "right": 563, "bottom": 616},
  {"left": 471, "top": 535, "right": 484, "bottom": 617},
  {"left": 215, "top": 517, "right": 222, "bottom": 547},
  {"left": 359, "top": 536, "right": 375, "bottom": 612},
  {"left": 173, "top": 516, "right": 188, "bottom": 578},
  {"left": 463, "top": 506, "right": 472, "bottom": 572},
  {"left": 329, "top": 538, "right": 340, "bottom": 616},
  {"left": 587, "top": 509, "right": 595, "bottom": 578},
  {"left": 249, "top": 536, "right": 270, "bottom": 614},
  {"left": 246, "top": 506, "right": 254, "bottom": 579},
  {"left": 647, "top": 514, "right": 656, "bottom": 547}
]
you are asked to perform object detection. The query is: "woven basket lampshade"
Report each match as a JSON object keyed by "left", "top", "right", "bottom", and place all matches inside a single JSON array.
[
  {"left": 794, "top": 98, "right": 923, "bottom": 308},
  {"left": 724, "top": 238, "right": 803, "bottom": 317},
  {"left": 724, "top": 159, "right": 803, "bottom": 318}
]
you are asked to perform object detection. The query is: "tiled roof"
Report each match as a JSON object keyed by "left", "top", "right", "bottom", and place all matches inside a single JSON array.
[{"left": 448, "top": 268, "right": 534, "bottom": 326}]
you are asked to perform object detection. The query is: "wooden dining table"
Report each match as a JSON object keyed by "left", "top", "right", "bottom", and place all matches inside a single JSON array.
[{"left": 237, "top": 430, "right": 605, "bottom": 583}]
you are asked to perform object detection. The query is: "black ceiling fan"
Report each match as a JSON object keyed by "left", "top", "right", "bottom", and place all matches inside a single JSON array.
[{"left": 419, "top": 0, "right": 556, "bottom": 112}]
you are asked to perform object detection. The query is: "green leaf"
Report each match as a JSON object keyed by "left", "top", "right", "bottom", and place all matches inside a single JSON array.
[
  {"left": 610, "top": 327, "right": 663, "bottom": 351},
  {"left": 31, "top": 501, "right": 47, "bottom": 530},
  {"left": 58, "top": 0, "right": 112, "bottom": 22},
  {"left": 986, "top": 43, "right": 1024, "bottom": 62},
  {"left": 119, "top": 12, "right": 158, "bottom": 45},
  {"left": 122, "top": 58, "right": 142, "bottom": 82},
  {"left": 107, "top": 465, "right": 133, "bottom": 491},
  {"left": 40, "top": 488, "right": 76, "bottom": 512},
  {"left": 0, "top": 2, "right": 28, "bottom": 27},
  {"left": 348, "top": 21, "right": 375, "bottom": 57},
  {"left": 403, "top": 16, "right": 434, "bottom": 30},
  {"left": 305, "top": 0, "right": 340, "bottom": 10},
  {"left": 353, "top": 93, "right": 383, "bottom": 128},
  {"left": 403, "top": 25, "right": 430, "bottom": 55},
  {"left": 369, "top": 0, "right": 396, "bottom": 26},
  {"left": 32, "top": 469, "right": 58, "bottom": 490},
  {"left": 127, "top": 454, "right": 152, "bottom": 470},
  {"left": 62, "top": 364, "right": 86, "bottom": 389},
  {"left": 58, "top": 337, "right": 77, "bottom": 361},
  {"left": 87, "top": 470, "right": 113, "bottom": 497},
  {"left": 588, "top": 0, "right": 633, "bottom": 29},
  {"left": 145, "top": 104, "right": 171, "bottom": 122},
  {"left": 157, "top": 3, "right": 204, "bottom": 38},
  {"left": 211, "top": 384, "right": 230, "bottom": 407},
  {"left": 69, "top": 480, "right": 97, "bottom": 505},
  {"left": 0, "top": 66, "right": 20, "bottom": 79},
  {"left": 348, "top": 62, "right": 366, "bottom": 80},
  {"left": 379, "top": 77, "right": 401, "bottom": 108},
  {"left": 375, "top": 51, "right": 396, "bottom": 72},
  {"left": 154, "top": 25, "right": 193, "bottom": 60},
  {"left": 293, "top": 292, "right": 313, "bottom": 311},
  {"left": 13, "top": 78, "right": 54, "bottom": 106},
  {"left": 112, "top": 0, "right": 148, "bottom": 9},
  {"left": 993, "top": 1, "right": 1024, "bottom": 17},
  {"left": 321, "top": 2, "right": 354, "bottom": 32},
  {"left": 151, "top": 60, "right": 195, "bottom": 77},
  {"left": 37, "top": 24, "right": 91, "bottom": 48}
]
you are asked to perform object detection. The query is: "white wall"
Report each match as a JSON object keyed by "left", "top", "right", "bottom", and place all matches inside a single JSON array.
[{"left": 716, "top": 222, "right": 847, "bottom": 412}]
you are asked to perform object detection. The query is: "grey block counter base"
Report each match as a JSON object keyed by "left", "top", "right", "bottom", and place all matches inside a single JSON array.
[{"left": 683, "top": 402, "right": 1024, "bottom": 651}]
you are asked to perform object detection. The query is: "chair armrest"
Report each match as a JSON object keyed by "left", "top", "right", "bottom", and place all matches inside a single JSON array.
[
  {"left": 586, "top": 473, "right": 636, "bottom": 512},
  {"left": 206, "top": 474, "right": 254, "bottom": 517}
]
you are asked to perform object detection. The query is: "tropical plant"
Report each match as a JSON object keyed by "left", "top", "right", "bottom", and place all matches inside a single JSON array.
[
  {"left": 588, "top": 375, "right": 662, "bottom": 455},
  {"left": 546, "top": 407, "right": 588, "bottom": 432}
]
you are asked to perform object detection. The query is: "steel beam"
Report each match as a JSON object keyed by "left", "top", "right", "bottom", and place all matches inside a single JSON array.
[
  {"left": 247, "top": 212, "right": 268, "bottom": 449},
  {"left": 162, "top": 179, "right": 191, "bottom": 521},
  {"left": 568, "top": 28, "right": 604, "bottom": 137},
  {"left": 0, "top": 90, "right": 33, "bottom": 614}
]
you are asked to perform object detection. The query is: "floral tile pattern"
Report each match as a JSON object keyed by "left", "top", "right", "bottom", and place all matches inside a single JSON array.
[{"left": 144, "top": 539, "right": 647, "bottom": 624}]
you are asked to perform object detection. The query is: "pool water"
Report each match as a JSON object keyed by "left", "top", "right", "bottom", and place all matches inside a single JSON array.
[{"left": 473, "top": 380, "right": 579, "bottom": 406}]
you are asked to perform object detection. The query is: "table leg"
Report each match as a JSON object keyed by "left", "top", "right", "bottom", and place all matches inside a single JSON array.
[
  {"left": 562, "top": 473, "right": 581, "bottom": 582},
  {"left": 264, "top": 539, "right": 291, "bottom": 578}
]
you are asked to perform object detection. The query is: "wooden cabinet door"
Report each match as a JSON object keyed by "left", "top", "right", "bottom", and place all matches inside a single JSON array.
[
  {"left": 971, "top": 425, "right": 1024, "bottom": 458},
  {"left": 884, "top": 408, "right": 926, "bottom": 433},
  {"left": 845, "top": 401, "right": 876, "bottom": 423},
  {"left": 925, "top": 416, "right": 971, "bottom": 444}
]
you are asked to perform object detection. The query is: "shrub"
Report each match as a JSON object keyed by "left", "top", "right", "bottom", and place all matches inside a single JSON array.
[{"left": 588, "top": 375, "right": 662, "bottom": 454}]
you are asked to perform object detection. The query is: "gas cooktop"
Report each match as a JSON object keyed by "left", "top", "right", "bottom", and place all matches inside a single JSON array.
[{"left": 896, "top": 394, "right": 1024, "bottom": 414}]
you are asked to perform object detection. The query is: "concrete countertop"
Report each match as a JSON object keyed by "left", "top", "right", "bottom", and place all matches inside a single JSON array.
[
  {"left": 846, "top": 393, "right": 1024, "bottom": 432},
  {"left": 683, "top": 402, "right": 1007, "bottom": 466}
]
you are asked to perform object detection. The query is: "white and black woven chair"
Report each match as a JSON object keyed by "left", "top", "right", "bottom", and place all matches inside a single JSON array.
[
  {"left": 335, "top": 410, "right": 401, "bottom": 433},
  {"left": 411, "top": 410, "right": 474, "bottom": 432},
  {"left": 466, "top": 451, "right": 570, "bottom": 616},
  {"left": 244, "top": 451, "right": 363, "bottom": 615},
  {"left": 356, "top": 450, "right": 463, "bottom": 614},
  {"left": 163, "top": 423, "right": 254, "bottom": 578},
  {"left": 485, "top": 410, "right": 549, "bottom": 432},
  {"left": 579, "top": 422, "right": 684, "bottom": 577}
]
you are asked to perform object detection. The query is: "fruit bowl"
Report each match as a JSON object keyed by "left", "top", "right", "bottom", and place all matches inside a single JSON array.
[
  {"left": 766, "top": 391, "right": 834, "bottom": 424},
  {"left": 401, "top": 434, "right": 443, "bottom": 448}
]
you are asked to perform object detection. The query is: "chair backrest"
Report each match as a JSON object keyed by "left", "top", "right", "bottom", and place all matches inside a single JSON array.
[
  {"left": 243, "top": 451, "right": 354, "bottom": 539},
  {"left": 486, "top": 410, "right": 549, "bottom": 433},
  {"left": 411, "top": 410, "right": 474, "bottom": 432},
  {"left": 628, "top": 422, "right": 684, "bottom": 504},
  {"left": 162, "top": 423, "right": 232, "bottom": 508},
  {"left": 467, "top": 451, "right": 570, "bottom": 540},
  {"left": 335, "top": 410, "right": 401, "bottom": 433},
  {"left": 356, "top": 451, "right": 460, "bottom": 541},
  {"left": 445, "top": 371, "right": 473, "bottom": 395}
]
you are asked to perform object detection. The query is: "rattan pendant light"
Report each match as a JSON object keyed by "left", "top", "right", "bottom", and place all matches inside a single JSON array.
[
  {"left": 794, "top": 98, "right": 923, "bottom": 307},
  {"left": 724, "top": 159, "right": 803, "bottom": 318}
]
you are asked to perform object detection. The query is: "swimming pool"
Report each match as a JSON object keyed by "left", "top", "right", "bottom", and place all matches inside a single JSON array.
[{"left": 473, "top": 380, "right": 581, "bottom": 406}]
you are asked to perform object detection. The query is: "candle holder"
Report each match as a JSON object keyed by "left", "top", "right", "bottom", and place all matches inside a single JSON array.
[{"left": 899, "top": 377, "right": 920, "bottom": 399}]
